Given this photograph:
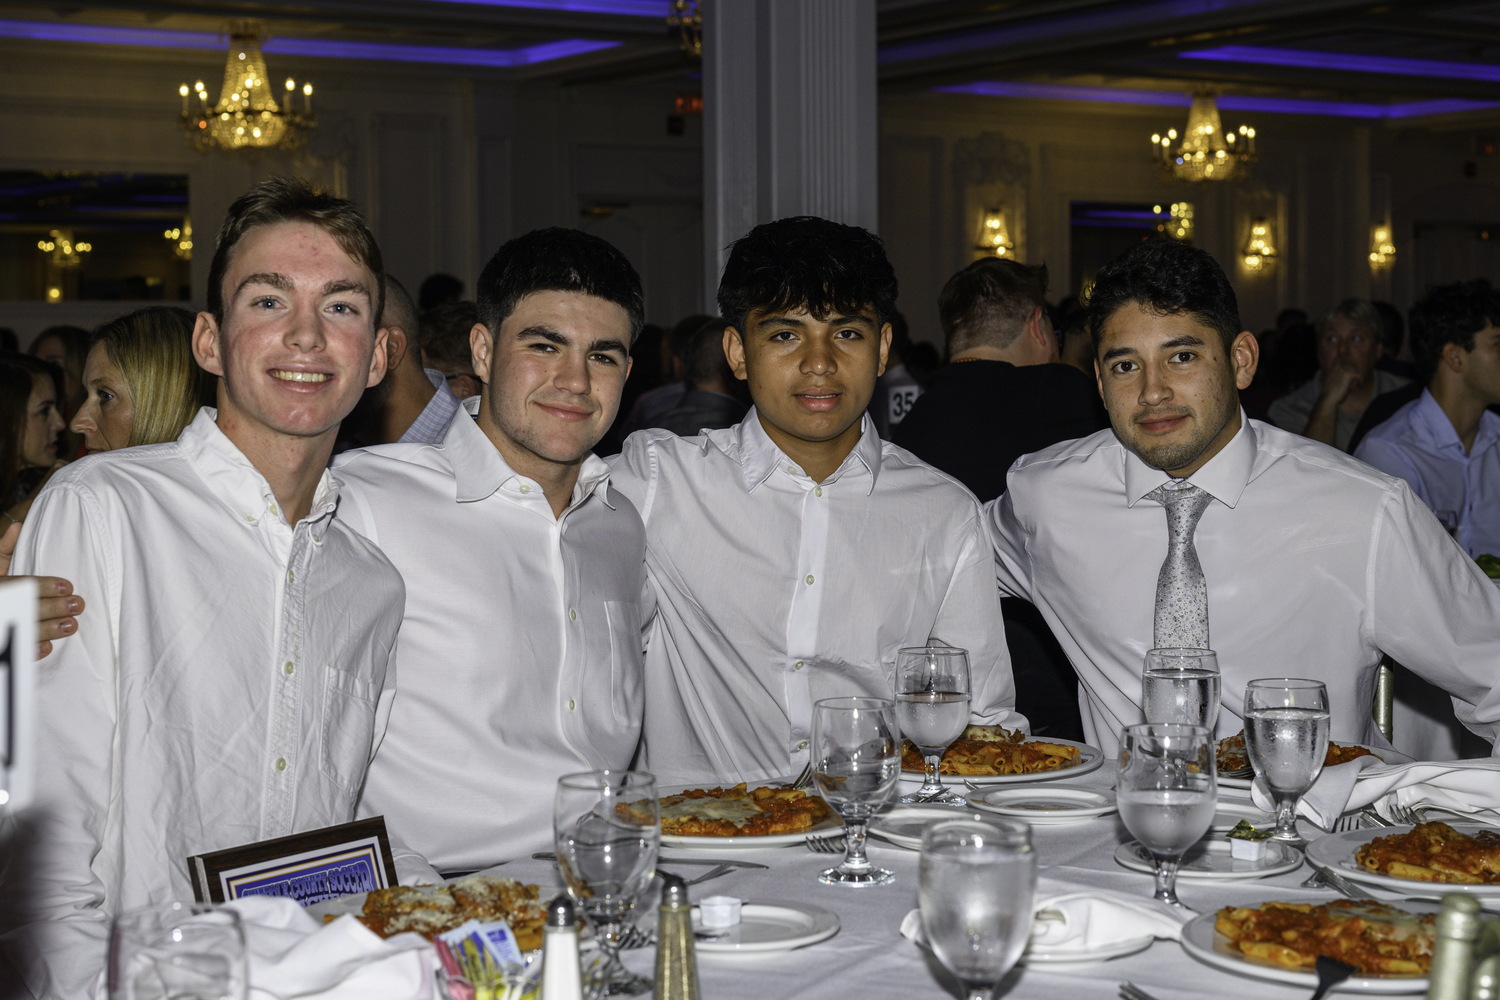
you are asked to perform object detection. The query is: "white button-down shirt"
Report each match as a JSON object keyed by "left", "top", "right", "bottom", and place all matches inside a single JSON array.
[
  {"left": 609, "top": 412, "right": 1022, "bottom": 787},
  {"left": 1355, "top": 389, "right": 1500, "bottom": 559},
  {"left": 335, "top": 399, "right": 647, "bottom": 877},
  {"left": 987, "top": 414, "right": 1500, "bottom": 758},
  {"left": 10, "top": 408, "right": 404, "bottom": 1000}
]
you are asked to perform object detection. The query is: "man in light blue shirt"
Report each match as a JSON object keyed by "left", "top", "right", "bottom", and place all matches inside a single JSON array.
[{"left": 1355, "top": 280, "right": 1500, "bottom": 559}]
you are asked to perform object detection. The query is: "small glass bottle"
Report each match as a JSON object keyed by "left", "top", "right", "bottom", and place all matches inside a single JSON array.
[
  {"left": 654, "top": 875, "right": 701, "bottom": 1000},
  {"left": 539, "top": 894, "right": 583, "bottom": 1000},
  {"left": 1429, "top": 893, "right": 1482, "bottom": 1000}
]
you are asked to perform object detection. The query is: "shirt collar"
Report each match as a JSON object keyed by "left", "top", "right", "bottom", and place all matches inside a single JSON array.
[
  {"left": 445, "top": 396, "right": 615, "bottom": 510},
  {"left": 1411, "top": 389, "right": 1467, "bottom": 452},
  {"left": 724, "top": 408, "right": 883, "bottom": 495},
  {"left": 177, "top": 406, "right": 339, "bottom": 528},
  {"left": 1122, "top": 408, "right": 1257, "bottom": 509}
]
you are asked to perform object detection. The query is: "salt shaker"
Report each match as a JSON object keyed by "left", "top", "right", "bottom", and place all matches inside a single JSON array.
[
  {"left": 539, "top": 894, "right": 583, "bottom": 1000},
  {"left": 654, "top": 874, "right": 701, "bottom": 1000},
  {"left": 1428, "top": 893, "right": 1482, "bottom": 1000}
]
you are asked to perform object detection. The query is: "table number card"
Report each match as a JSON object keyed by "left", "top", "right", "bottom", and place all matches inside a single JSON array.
[
  {"left": 187, "top": 816, "right": 399, "bottom": 906},
  {"left": 0, "top": 578, "right": 37, "bottom": 812}
]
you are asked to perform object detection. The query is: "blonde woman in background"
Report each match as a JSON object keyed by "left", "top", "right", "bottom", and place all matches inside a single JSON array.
[{"left": 71, "top": 306, "right": 216, "bottom": 453}]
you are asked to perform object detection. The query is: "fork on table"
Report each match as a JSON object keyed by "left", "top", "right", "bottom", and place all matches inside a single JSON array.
[
  {"left": 804, "top": 832, "right": 846, "bottom": 854},
  {"left": 1118, "top": 980, "right": 1166, "bottom": 1000}
]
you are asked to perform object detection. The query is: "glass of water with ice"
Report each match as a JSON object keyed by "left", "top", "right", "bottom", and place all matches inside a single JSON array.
[
  {"left": 1116, "top": 722, "right": 1216, "bottom": 908},
  {"left": 919, "top": 819, "right": 1036, "bottom": 1000},
  {"left": 1243, "top": 678, "right": 1330, "bottom": 848},
  {"left": 894, "top": 645, "right": 972, "bottom": 805},
  {"left": 811, "top": 696, "right": 901, "bottom": 886},
  {"left": 1141, "top": 647, "right": 1221, "bottom": 730}
]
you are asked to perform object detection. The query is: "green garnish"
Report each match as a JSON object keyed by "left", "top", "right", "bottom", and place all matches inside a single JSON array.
[{"left": 1226, "top": 819, "right": 1272, "bottom": 841}]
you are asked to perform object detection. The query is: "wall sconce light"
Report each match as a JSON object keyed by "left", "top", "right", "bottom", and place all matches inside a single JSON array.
[
  {"left": 1369, "top": 223, "right": 1396, "bottom": 270},
  {"left": 976, "top": 207, "right": 1014, "bottom": 257},
  {"left": 1242, "top": 217, "right": 1277, "bottom": 271}
]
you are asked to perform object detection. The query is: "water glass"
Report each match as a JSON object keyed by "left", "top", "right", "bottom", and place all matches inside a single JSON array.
[
  {"left": 811, "top": 696, "right": 901, "bottom": 886},
  {"left": 1116, "top": 723, "right": 1216, "bottom": 908},
  {"left": 894, "top": 645, "right": 972, "bottom": 805},
  {"left": 108, "top": 902, "right": 246, "bottom": 1000},
  {"left": 1243, "top": 678, "right": 1330, "bottom": 848},
  {"left": 554, "top": 770, "right": 659, "bottom": 996},
  {"left": 919, "top": 819, "right": 1036, "bottom": 1000},
  {"left": 1141, "top": 648, "right": 1221, "bottom": 730}
]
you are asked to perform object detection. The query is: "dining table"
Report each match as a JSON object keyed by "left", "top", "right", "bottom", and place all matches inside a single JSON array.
[{"left": 478, "top": 762, "right": 1429, "bottom": 1000}]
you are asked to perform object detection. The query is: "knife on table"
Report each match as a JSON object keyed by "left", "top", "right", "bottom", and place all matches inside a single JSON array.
[{"left": 531, "top": 852, "right": 768, "bottom": 870}]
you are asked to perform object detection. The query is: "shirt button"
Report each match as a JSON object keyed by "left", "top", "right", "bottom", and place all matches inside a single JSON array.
[
  {"left": 805, "top": 574, "right": 815, "bottom": 585},
  {"left": 269, "top": 503, "right": 278, "bottom": 516},
  {"left": 794, "top": 661, "right": 804, "bottom": 670},
  {"left": 274, "top": 757, "right": 287, "bottom": 772},
  {"left": 520, "top": 484, "right": 531, "bottom": 494},
  {"left": 287, "top": 569, "right": 295, "bottom": 584},
  {"left": 283, "top": 661, "right": 295, "bottom": 676},
  {"left": 244, "top": 514, "right": 255, "bottom": 522},
  {"left": 569, "top": 609, "right": 577, "bottom": 621},
  {"left": 814, "top": 486, "right": 823, "bottom": 497},
  {"left": 797, "top": 740, "right": 808, "bottom": 750},
  {"left": 567, "top": 699, "right": 576, "bottom": 711},
  {"left": 787, "top": 465, "right": 796, "bottom": 474}
]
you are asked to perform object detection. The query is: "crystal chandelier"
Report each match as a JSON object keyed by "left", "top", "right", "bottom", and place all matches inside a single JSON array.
[
  {"left": 1150, "top": 94, "right": 1256, "bottom": 183},
  {"left": 179, "top": 29, "right": 314, "bottom": 153},
  {"left": 1369, "top": 224, "right": 1396, "bottom": 270},
  {"left": 667, "top": 0, "right": 702, "bottom": 57},
  {"left": 37, "top": 230, "right": 91, "bottom": 268},
  {"left": 164, "top": 219, "right": 193, "bottom": 261},
  {"left": 1242, "top": 218, "right": 1277, "bottom": 271},
  {"left": 976, "top": 207, "right": 1014, "bottom": 257}
]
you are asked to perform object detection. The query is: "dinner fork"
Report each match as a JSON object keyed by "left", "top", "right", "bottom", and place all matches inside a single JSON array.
[
  {"left": 656, "top": 863, "right": 733, "bottom": 887},
  {"left": 1118, "top": 980, "right": 1166, "bottom": 1000},
  {"left": 804, "top": 833, "right": 845, "bottom": 854},
  {"left": 1388, "top": 802, "right": 1429, "bottom": 825}
]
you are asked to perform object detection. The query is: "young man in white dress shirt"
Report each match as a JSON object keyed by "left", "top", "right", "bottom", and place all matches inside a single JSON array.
[
  {"left": 7, "top": 178, "right": 405, "bottom": 998},
  {"left": 610, "top": 216, "right": 1023, "bottom": 787},
  {"left": 333, "top": 229, "right": 647, "bottom": 881},
  {"left": 987, "top": 239, "right": 1500, "bottom": 757}
]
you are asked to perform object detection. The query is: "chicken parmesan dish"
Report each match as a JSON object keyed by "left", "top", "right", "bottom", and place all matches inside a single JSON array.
[
  {"left": 646, "top": 783, "right": 833, "bottom": 837},
  {"left": 357, "top": 875, "right": 547, "bottom": 949}
]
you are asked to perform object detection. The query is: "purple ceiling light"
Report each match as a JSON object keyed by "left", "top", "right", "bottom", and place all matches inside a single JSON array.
[{"left": 1180, "top": 45, "right": 1500, "bottom": 84}]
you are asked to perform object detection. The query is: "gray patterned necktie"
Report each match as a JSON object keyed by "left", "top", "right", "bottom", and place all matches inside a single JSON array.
[{"left": 1145, "top": 483, "right": 1213, "bottom": 649}]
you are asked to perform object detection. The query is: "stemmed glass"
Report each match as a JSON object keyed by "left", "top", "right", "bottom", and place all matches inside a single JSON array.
[
  {"left": 811, "top": 696, "right": 901, "bottom": 886},
  {"left": 1116, "top": 723, "right": 1216, "bottom": 908},
  {"left": 1243, "top": 678, "right": 1330, "bottom": 849},
  {"left": 1141, "top": 648, "right": 1221, "bottom": 730},
  {"left": 554, "top": 770, "right": 660, "bottom": 997},
  {"left": 919, "top": 819, "right": 1037, "bottom": 1000},
  {"left": 108, "top": 902, "right": 247, "bottom": 1000},
  {"left": 894, "top": 645, "right": 972, "bottom": 805}
]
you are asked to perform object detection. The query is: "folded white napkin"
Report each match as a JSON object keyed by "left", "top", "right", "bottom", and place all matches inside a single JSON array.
[
  {"left": 1250, "top": 757, "right": 1500, "bottom": 831},
  {"left": 226, "top": 896, "right": 438, "bottom": 1000},
  {"left": 900, "top": 876, "right": 1189, "bottom": 957}
]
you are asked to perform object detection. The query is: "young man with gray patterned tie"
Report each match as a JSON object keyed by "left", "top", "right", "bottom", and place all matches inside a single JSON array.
[{"left": 986, "top": 239, "right": 1500, "bottom": 759}]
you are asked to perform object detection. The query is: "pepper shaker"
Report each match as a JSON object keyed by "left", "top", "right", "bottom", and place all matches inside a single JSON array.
[
  {"left": 1429, "top": 893, "right": 1482, "bottom": 1000},
  {"left": 654, "top": 874, "right": 701, "bottom": 1000},
  {"left": 539, "top": 894, "right": 583, "bottom": 1000}
]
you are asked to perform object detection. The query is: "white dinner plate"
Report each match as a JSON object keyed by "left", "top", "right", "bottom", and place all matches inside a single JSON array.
[
  {"left": 657, "top": 784, "right": 844, "bottom": 849},
  {"left": 1115, "top": 837, "right": 1303, "bottom": 880},
  {"left": 899, "top": 738, "right": 1105, "bottom": 787},
  {"left": 867, "top": 804, "right": 971, "bottom": 850},
  {"left": 1020, "top": 935, "right": 1153, "bottom": 968},
  {"left": 1305, "top": 824, "right": 1500, "bottom": 900},
  {"left": 966, "top": 787, "right": 1115, "bottom": 824},
  {"left": 1179, "top": 905, "right": 1433, "bottom": 994},
  {"left": 1217, "top": 744, "right": 1414, "bottom": 790},
  {"left": 691, "top": 900, "right": 840, "bottom": 953}
]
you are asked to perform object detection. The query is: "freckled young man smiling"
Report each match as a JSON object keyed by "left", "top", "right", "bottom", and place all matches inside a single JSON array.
[
  {"left": 986, "top": 238, "right": 1500, "bottom": 761},
  {"left": 610, "top": 215, "right": 1025, "bottom": 787},
  {"left": 8, "top": 178, "right": 404, "bottom": 997}
]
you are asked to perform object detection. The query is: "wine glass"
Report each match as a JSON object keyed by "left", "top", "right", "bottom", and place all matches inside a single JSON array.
[
  {"left": 811, "top": 696, "right": 901, "bottom": 886},
  {"left": 894, "top": 645, "right": 972, "bottom": 805},
  {"left": 919, "top": 819, "right": 1036, "bottom": 1000},
  {"left": 554, "top": 770, "right": 659, "bottom": 997},
  {"left": 1116, "top": 722, "right": 1216, "bottom": 908},
  {"left": 1243, "top": 678, "right": 1330, "bottom": 849},
  {"left": 1141, "top": 648, "right": 1221, "bottom": 730},
  {"left": 108, "top": 902, "right": 246, "bottom": 1000}
]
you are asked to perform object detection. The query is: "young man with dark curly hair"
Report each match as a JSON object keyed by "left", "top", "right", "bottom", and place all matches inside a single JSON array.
[
  {"left": 610, "top": 216, "right": 1024, "bottom": 787},
  {"left": 986, "top": 238, "right": 1500, "bottom": 760}
]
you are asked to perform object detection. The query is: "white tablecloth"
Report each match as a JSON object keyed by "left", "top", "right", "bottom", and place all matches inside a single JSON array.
[{"left": 483, "top": 765, "right": 1396, "bottom": 1000}]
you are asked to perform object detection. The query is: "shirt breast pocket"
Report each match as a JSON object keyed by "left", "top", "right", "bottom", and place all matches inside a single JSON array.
[
  {"left": 321, "top": 664, "right": 379, "bottom": 794},
  {"left": 605, "top": 600, "right": 644, "bottom": 727}
]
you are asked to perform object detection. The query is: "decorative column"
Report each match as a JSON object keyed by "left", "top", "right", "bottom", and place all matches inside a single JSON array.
[{"left": 702, "top": 0, "right": 879, "bottom": 309}]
